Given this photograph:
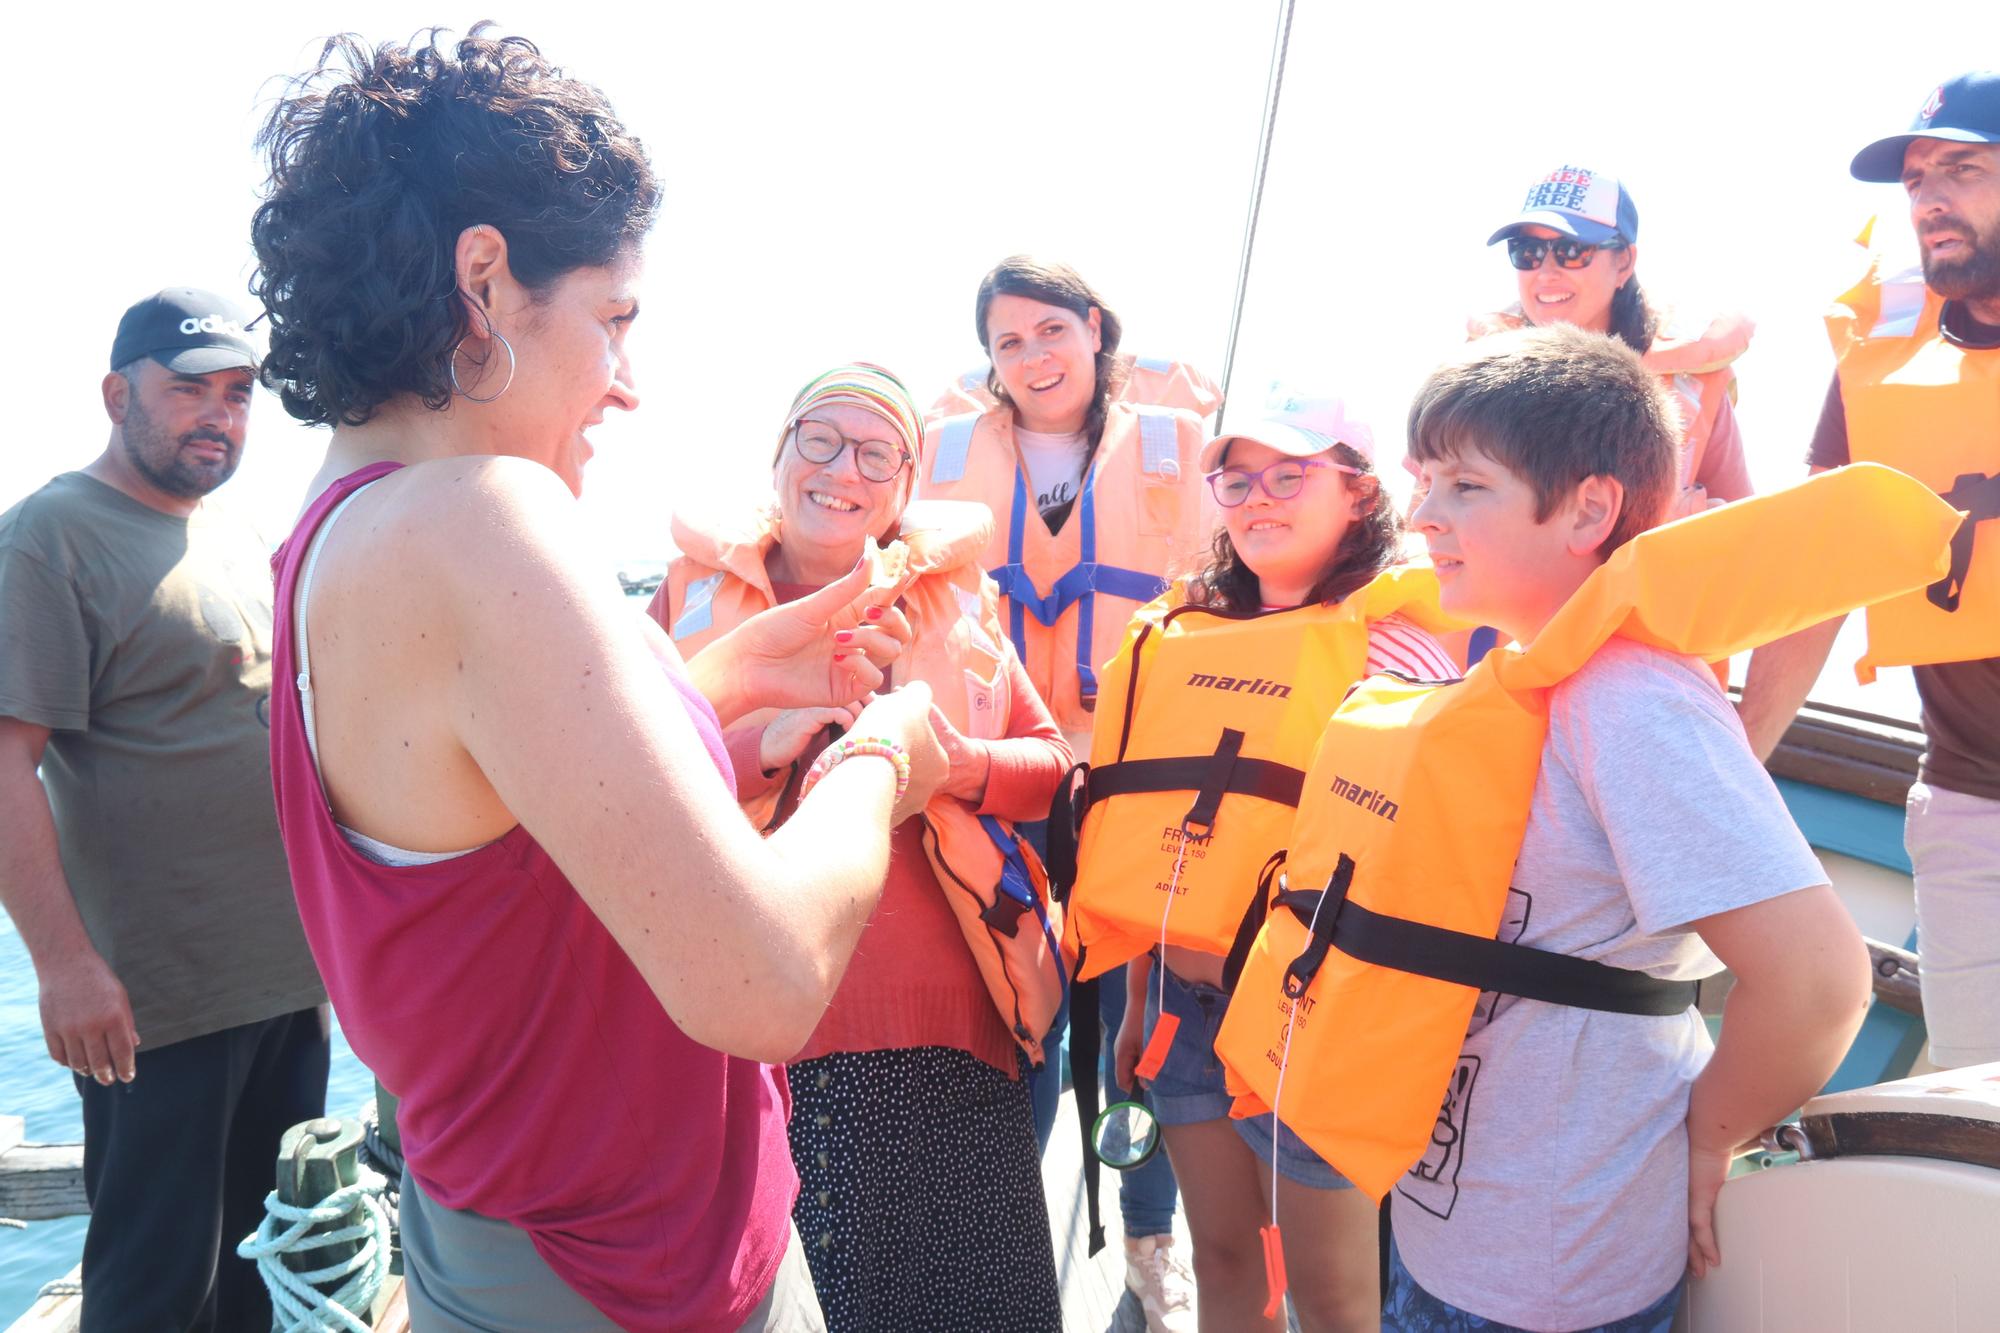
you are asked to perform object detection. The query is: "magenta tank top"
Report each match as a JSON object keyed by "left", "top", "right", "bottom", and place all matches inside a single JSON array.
[{"left": 269, "top": 464, "right": 796, "bottom": 1330}]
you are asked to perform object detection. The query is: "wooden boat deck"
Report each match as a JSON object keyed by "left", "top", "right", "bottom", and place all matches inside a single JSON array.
[
  {"left": 6, "top": 1086, "right": 1159, "bottom": 1333},
  {"left": 1045, "top": 1087, "right": 1155, "bottom": 1332}
]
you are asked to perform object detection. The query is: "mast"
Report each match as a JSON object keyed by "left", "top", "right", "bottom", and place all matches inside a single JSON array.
[{"left": 1216, "top": 0, "right": 1299, "bottom": 434}]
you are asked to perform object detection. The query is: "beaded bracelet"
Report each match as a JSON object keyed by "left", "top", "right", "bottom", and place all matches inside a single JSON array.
[{"left": 798, "top": 736, "right": 911, "bottom": 804}]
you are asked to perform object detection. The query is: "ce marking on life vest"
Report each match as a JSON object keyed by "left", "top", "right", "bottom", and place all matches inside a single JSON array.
[
  {"left": 1262, "top": 993, "right": 1316, "bottom": 1069},
  {"left": 1152, "top": 824, "right": 1208, "bottom": 876}
]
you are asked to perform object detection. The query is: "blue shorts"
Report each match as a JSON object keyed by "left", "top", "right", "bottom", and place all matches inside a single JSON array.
[
  {"left": 1143, "top": 964, "right": 1352, "bottom": 1191},
  {"left": 1383, "top": 1233, "right": 1681, "bottom": 1332}
]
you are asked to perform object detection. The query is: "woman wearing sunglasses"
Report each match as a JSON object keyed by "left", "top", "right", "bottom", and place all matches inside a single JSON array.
[
  {"left": 1096, "top": 402, "right": 1455, "bottom": 1333},
  {"left": 917, "top": 256, "right": 1213, "bottom": 1331},
  {"left": 652, "top": 364, "right": 1066, "bottom": 1331},
  {"left": 1475, "top": 167, "right": 1755, "bottom": 514}
]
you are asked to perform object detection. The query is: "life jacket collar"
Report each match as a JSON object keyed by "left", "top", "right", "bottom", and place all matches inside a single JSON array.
[
  {"left": 672, "top": 496, "right": 994, "bottom": 594},
  {"left": 1467, "top": 305, "right": 1753, "bottom": 376}
]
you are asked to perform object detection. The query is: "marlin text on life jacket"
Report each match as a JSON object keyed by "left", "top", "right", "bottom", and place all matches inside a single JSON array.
[
  {"left": 1330, "top": 776, "right": 1399, "bottom": 822},
  {"left": 1185, "top": 672, "right": 1293, "bottom": 698}
]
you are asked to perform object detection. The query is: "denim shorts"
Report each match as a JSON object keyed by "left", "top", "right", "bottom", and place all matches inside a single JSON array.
[
  {"left": 1143, "top": 963, "right": 1353, "bottom": 1191},
  {"left": 1383, "top": 1233, "right": 1680, "bottom": 1332}
]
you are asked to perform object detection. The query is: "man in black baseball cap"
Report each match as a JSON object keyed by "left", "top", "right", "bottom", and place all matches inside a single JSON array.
[
  {"left": 108, "top": 286, "right": 260, "bottom": 377},
  {"left": 100, "top": 288, "right": 260, "bottom": 502},
  {"left": 0, "top": 289, "right": 327, "bottom": 1328},
  {"left": 1741, "top": 71, "right": 2000, "bottom": 1072}
]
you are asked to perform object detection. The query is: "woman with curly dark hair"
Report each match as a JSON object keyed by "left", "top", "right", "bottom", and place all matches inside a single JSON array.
[{"left": 253, "top": 26, "right": 943, "bottom": 1331}]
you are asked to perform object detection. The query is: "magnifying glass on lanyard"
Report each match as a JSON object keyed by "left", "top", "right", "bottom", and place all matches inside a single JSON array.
[{"left": 1091, "top": 1097, "right": 1163, "bottom": 1171}]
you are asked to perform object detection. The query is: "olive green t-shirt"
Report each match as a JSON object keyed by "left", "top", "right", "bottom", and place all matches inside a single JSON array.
[{"left": 0, "top": 472, "right": 325, "bottom": 1049}]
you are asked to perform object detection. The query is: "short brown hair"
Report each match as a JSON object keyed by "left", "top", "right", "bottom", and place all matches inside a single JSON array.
[{"left": 1407, "top": 324, "right": 1677, "bottom": 556}]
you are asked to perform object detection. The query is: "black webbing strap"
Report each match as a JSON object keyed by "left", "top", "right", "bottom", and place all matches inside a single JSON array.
[
  {"left": 1083, "top": 753, "right": 1306, "bottom": 812},
  {"left": 1929, "top": 471, "right": 2000, "bottom": 612},
  {"left": 1042, "top": 763, "right": 1090, "bottom": 902},
  {"left": 1070, "top": 972, "right": 1106, "bottom": 1255},
  {"left": 1277, "top": 857, "right": 1357, "bottom": 998},
  {"left": 1222, "top": 850, "right": 1289, "bottom": 991},
  {"left": 1277, "top": 857, "right": 1700, "bottom": 1015},
  {"left": 1182, "top": 728, "right": 1245, "bottom": 835}
]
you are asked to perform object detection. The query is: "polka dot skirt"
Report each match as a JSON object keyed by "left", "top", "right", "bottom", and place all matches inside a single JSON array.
[{"left": 788, "top": 1046, "right": 1062, "bottom": 1332}]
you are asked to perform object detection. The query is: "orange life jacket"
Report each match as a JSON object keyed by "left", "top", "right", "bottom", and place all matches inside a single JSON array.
[
  {"left": 1060, "top": 568, "right": 1458, "bottom": 982},
  {"left": 926, "top": 354, "right": 1223, "bottom": 424},
  {"left": 1468, "top": 306, "right": 1751, "bottom": 495},
  {"left": 917, "top": 401, "right": 1214, "bottom": 740},
  {"left": 662, "top": 498, "right": 1065, "bottom": 1061},
  {"left": 1212, "top": 464, "right": 1962, "bottom": 1202},
  {"left": 1829, "top": 261, "right": 2000, "bottom": 681}
]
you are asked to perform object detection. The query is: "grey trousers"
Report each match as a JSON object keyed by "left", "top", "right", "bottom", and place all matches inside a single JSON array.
[{"left": 400, "top": 1167, "right": 824, "bottom": 1331}]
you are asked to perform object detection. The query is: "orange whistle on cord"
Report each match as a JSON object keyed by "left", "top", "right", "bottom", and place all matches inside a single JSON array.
[
  {"left": 1260, "top": 1223, "right": 1288, "bottom": 1318},
  {"left": 1135, "top": 1013, "right": 1180, "bottom": 1083}
]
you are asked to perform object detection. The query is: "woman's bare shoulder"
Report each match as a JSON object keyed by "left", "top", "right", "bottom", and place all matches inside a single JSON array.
[{"left": 341, "top": 456, "right": 580, "bottom": 570}]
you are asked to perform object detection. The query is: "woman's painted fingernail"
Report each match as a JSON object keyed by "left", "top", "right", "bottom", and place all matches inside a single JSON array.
[
  {"left": 835, "top": 630, "right": 855, "bottom": 645},
  {"left": 866, "top": 606, "right": 885, "bottom": 621},
  {"left": 832, "top": 652, "right": 847, "bottom": 663}
]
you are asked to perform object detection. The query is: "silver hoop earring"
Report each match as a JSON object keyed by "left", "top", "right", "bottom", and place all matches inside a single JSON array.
[{"left": 449, "top": 329, "right": 517, "bottom": 404}]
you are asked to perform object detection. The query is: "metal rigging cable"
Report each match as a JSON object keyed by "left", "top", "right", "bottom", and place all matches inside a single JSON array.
[{"left": 1216, "top": 0, "right": 1299, "bottom": 435}]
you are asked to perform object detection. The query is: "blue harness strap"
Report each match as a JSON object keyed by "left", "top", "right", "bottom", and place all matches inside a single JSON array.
[
  {"left": 986, "top": 460, "right": 1170, "bottom": 708},
  {"left": 979, "top": 814, "right": 1068, "bottom": 990}
]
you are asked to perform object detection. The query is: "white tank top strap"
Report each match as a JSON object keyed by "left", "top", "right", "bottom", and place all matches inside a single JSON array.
[
  {"left": 293, "top": 481, "right": 378, "bottom": 795},
  {"left": 293, "top": 478, "right": 482, "bottom": 867}
]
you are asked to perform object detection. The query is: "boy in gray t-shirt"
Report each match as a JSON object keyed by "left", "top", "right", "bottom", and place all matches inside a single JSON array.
[{"left": 1389, "top": 326, "right": 1871, "bottom": 1331}]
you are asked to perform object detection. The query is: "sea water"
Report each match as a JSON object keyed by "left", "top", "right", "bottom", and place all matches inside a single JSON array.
[
  {"left": 0, "top": 916, "right": 374, "bottom": 1320},
  {"left": 2, "top": 589, "right": 664, "bottom": 1318}
]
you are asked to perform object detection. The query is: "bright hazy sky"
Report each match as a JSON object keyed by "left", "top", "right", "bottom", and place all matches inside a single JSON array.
[{"left": 7, "top": 2, "right": 1996, "bottom": 711}]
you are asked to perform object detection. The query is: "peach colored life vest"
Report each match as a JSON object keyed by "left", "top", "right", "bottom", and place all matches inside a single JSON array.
[
  {"left": 916, "top": 401, "right": 1214, "bottom": 740},
  {"left": 664, "top": 498, "right": 1064, "bottom": 1060},
  {"left": 1468, "top": 306, "right": 1752, "bottom": 494}
]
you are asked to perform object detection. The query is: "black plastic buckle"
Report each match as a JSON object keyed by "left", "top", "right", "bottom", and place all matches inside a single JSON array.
[
  {"left": 1928, "top": 471, "right": 2000, "bottom": 613},
  {"left": 1281, "top": 854, "right": 1356, "bottom": 999}
]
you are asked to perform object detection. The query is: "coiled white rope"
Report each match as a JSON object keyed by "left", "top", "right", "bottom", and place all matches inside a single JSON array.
[
  {"left": 354, "top": 1100, "right": 403, "bottom": 1232},
  {"left": 236, "top": 1168, "right": 392, "bottom": 1333}
]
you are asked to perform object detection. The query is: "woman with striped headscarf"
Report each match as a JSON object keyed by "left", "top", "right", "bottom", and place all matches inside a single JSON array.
[{"left": 651, "top": 364, "right": 1067, "bottom": 1331}]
